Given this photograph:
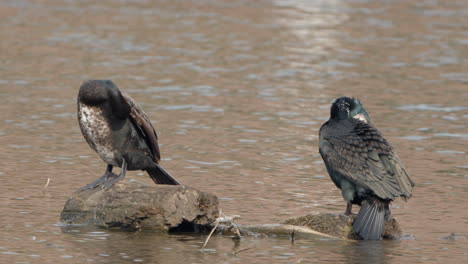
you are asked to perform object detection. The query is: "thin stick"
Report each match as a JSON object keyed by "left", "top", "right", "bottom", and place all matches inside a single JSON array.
[
  {"left": 240, "top": 224, "right": 339, "bottom": 239},
  {"left": 201, "top": 220, "right": 219, "bottom": 250},
  {"left": 43, "top": 178, "right": 50, "bottom": 188},
  {"left": 232, "top": 247, "right": 251, "bottom": 255},
  {"left": 291, "top": 229, "right": 295, "bottom": 244}
]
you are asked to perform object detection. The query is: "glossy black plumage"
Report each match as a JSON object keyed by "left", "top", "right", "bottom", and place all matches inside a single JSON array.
[
  {"left": 319, "top": 97, "right": 414, "bottom": 240},
  {"left": 77, "top": 80, "right": 180, "bottom": 190}
]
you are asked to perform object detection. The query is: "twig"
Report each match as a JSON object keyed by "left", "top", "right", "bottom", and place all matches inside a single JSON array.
[
  {"left": 201, "top": 210, "right": 242, "bottom": 250},
  {"left": 43, "top": 178, "right": 50, "bottom": 188},
  {"left": 232, "top": 247, "right": 251, "bottom": 255},
  {"left": 236, "top": 224, "right": 341, "bottom": 240},
  {"left": 201, "top": 219, "right": 219, "bottom": 250},
  {"left": 291, "top": 229, "right": 295, "bottom": 244}
]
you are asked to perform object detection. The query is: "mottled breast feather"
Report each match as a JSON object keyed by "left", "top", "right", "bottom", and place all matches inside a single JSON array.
[
  {"left": 319, "top": 119, "right": 414, "bottom": 200},
  {"left": 122, "top": 93, "right": 161, "bottom": 163},
  {"left": 77, "top": 102, "right": 117, "bottom": 165}
]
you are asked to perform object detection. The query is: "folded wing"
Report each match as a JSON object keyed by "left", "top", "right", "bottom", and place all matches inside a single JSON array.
[
  {"left": 122, "top": 93, "right": 161, "bottom": 163},
  {"left": 319, "top": 121, "right": 414, "bottom": 200}
]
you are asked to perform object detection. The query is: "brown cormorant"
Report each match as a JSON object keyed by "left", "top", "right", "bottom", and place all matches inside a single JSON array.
[
  {"left": 319, "top": 97, "right": 414, "bottom": 240},
  {"left": 77, "top": 80, "right": 180, "bottom": 190}
]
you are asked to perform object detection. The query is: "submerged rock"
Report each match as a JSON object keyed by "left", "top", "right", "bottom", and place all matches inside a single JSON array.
[
  {"left": 60, "top": 178, "right": 219, "bottom": 232},
  {"left": 283, "top": 213, "right": 402, "bottom": 240}
]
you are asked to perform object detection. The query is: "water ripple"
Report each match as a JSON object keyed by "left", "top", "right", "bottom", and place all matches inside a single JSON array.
[
  {"left": 398, "top": 104, "right": 468, "bottom": 112},
  {"left": 160, "top": 105, "right": 223, "bottom": 112},
  {"left": 434, "top": 133, "right": 468, "bottom": 139}
]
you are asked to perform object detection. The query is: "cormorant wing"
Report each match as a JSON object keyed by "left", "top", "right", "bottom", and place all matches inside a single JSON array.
[
  {"left": 319, "top": 121, "right": 414, "bottom": 200},
  {"left": 122, "top": 93, "right": 161, "bottom": 162}
]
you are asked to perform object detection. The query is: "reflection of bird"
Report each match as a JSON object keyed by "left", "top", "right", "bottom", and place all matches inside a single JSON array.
[
  {"left": 77, "top": 80, "right": 180, "bottom": 190},
  {"left": 319, "top": 97, "right": 414, "bottom": 240}
]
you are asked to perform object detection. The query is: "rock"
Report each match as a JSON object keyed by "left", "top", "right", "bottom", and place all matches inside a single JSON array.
[
  {"left": 283, "top": 213, "right": 402, "bottom": 240},
  {"left": 60, "top": 178, "right": 219, "bottom": 232}
]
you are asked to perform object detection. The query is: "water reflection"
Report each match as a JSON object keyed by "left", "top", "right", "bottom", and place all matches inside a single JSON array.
[
  {"left": 273, "top": 0, "right": 351, "bottom": 85},
  {"left": 0, "top": 0, "right": 467, "bottom": 263},
  {"left": 340, "top": 241, "right": 388, "bottom": 264}
]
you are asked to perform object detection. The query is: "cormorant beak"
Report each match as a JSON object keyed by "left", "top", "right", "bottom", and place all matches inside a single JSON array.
[{"left": 353, "top": 113, "right": 369, "bottom": 123}]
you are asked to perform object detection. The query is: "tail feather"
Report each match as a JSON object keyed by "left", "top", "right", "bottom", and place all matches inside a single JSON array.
[
  {"left": 145, "top": 164, "right": 181, "bottom": 185},
  {"left": 353, "top": 197, "right": 386, "bottom": 240}
]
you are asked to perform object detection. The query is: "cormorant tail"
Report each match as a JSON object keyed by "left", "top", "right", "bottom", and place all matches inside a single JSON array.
[
  {"left": 145, "top": 164, "right": 181, "bottom": 185},
  {"left": 353, "top": 197, "right": 386, "bottom": 240}
]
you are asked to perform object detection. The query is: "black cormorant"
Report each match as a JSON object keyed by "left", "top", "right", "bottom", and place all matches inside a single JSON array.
[
  {"left": 319, "top": 97, "right": 414, "bottom": 240},
  {"left": 77, "top": 80, "right": 180, "bottom": 190}
]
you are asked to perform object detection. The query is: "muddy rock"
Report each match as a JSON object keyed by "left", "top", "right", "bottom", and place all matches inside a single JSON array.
[
  {"left": 60, "top": 178, "right": 219, "bottom": 232},
  {"left": 283, "top": 213, "right": 402, "bottom": 240}
]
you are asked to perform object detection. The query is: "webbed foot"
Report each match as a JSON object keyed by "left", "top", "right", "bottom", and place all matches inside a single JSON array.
[{"left": 79, "top": 165, "right": 114, "bottom": 191}]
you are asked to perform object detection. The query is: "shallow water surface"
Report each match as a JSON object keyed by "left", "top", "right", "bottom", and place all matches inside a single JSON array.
[{"left": 0, "top": 0, "right": 467, "bottom": 263}]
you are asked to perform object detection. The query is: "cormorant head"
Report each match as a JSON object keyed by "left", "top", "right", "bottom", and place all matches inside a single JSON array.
[
  {"left": 78, "top": 80, "right": 120, "bottom": 106},
  {"left": 330, "top": 97, "right": 371, "bottom": 123},
  {"left": 78, "top": 80, "right": 130, "bottom": 119}
]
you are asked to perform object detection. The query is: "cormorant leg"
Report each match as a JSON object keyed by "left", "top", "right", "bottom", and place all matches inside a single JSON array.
[
  {"left": 344, "top": 202, "right": 353, "bottom": 216},
  {"left": 106, "top": 164, "right": 113, "bottom": 173},
  {"left": 120, "top": 159, "right": 127, "bottom": 177},
  {"left": 102, "top": 159, "right": 127, "bottom": 190},
  {"left": 384, "top": 203, "right": 392, "bottom": 221},
  {"left": 79, "top": 164, "right": 115, "bottom": 191}
]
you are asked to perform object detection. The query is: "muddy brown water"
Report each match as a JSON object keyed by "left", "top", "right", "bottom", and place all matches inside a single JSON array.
[{"left": 1, "top": 0, "right": 467, "bottom": 263}]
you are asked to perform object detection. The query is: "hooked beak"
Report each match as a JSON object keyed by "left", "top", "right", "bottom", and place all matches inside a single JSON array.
[{"left": 353, "top": 113, "right": 368, "bottom": 123}]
